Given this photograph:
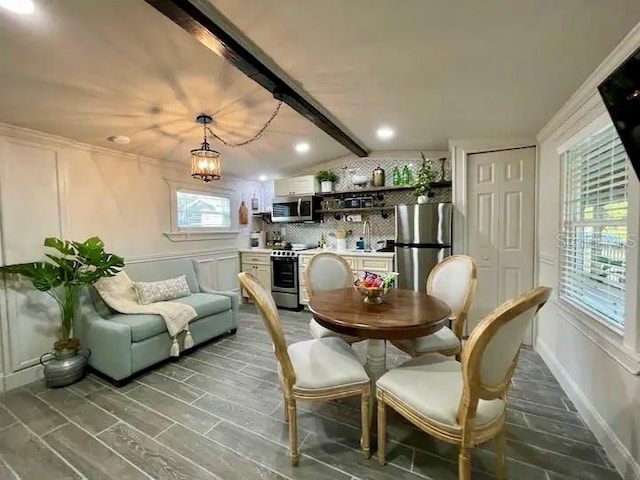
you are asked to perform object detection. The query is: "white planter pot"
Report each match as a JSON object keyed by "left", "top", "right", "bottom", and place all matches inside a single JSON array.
[
  {"left": 417, "top": 195, "right": 429, "bottom": 204},
  {"left": 320, "top": 181, "right": 333, "bottom": 192}
]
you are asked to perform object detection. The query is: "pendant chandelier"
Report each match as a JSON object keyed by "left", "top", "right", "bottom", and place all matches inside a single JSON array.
[{"left": 190, "top": 100, "right": 282, "bottom": 182}]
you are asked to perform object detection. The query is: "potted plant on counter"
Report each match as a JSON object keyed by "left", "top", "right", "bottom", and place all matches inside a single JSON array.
[
  {"left": 316, "top": 170, "right": 339, "bottom": 193},
  {"left": 414, "top": 153, "right": 434, "bottom": 204},
  {"left": 0, "top": 236, "right": 124, "bottom": 387}
]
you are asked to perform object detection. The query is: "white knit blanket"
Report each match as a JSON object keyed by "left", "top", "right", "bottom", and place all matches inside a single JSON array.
[{"left": 94, "top": 271, "right": 197, "bottom": 356}]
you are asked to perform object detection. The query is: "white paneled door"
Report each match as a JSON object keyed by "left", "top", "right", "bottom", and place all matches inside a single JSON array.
[{"left": 466, "top": 147, "right": 535, "bottom": 343}]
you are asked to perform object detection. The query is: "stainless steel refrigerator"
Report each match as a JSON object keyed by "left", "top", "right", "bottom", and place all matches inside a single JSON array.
[{"left": 394, "top": 203, "right": 453, "bottom": 291}]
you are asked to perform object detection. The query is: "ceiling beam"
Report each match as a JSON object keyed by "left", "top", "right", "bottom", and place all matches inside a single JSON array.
[{"left": 144, "top": 0, "right": 369, "bottom": 157}]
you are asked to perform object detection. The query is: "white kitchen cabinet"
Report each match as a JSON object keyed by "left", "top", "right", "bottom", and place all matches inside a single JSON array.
[
  {"left": 273, "top": 175, "right": 319, "bottom": 197},
  {"left": 240, "top": 252, "right": 271, "bottom": 298}
]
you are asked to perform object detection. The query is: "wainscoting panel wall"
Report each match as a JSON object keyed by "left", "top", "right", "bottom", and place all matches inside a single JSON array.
[
  {"left": 0, "top": 125, "right": 259, "bottom": 391},
  {"left": 0, "top": 140, "right": 64, "bottom": 383}
]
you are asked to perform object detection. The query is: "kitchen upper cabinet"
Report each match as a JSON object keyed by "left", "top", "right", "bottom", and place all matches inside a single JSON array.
[{"left": 274, "top": 175, "right": 318, "bottom": 197}]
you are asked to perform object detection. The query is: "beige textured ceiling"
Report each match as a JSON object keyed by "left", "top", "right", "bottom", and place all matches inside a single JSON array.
[
  {"left": 211, "top": 0, "right": 640, "bottom": 150},
  {"left": 0, "top": 1, "right": 639, "bottom": 180},
  {"left": 0, "top": 0, "right": 348, "bottom": 180}
]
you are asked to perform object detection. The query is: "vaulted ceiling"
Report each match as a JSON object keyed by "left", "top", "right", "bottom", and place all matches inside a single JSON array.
[{"left": 0, "top": 0, "right": 638, "bottom": 180}]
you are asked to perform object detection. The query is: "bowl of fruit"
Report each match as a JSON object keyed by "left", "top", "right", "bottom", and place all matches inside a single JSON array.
[{"left": 354, "top": 271, "right": 399, "bottom": 304}]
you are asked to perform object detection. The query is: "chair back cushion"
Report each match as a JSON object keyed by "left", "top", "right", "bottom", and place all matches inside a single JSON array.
[
  {"left": 462, "top": 286, "right": 552, "bottom": 399},
  {"left": 238, "top": 272, "right": 295, "bottom": 388},
  {"left": 304, "top": 253, "right": 354, "bottom": 296},
  {"left": 427, "top": 255, "right": 476, "bottom": 317}
]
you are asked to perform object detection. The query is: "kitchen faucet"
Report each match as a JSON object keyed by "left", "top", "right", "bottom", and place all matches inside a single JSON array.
[{"left": 362, "top": 220, "right": 372, "bottom": 251}]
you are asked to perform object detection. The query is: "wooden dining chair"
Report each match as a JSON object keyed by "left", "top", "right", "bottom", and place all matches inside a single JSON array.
[
  {"left": 305, "top": 252, "right": 363, "bottom": 344},
  {"left": 392, "top": 255, "right": 476, "bottom": 358},
  {"left": 238, "top": 271, "right": 371, "bottom": 466},
  {"left": 377, "top": 286, "right": 552, "bottom": 480}
]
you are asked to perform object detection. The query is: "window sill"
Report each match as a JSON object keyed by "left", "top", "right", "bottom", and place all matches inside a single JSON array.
[
  {"left": 163, "top": 231, "right": 239, "bottom": 242},
  {"left": 555, "top": 299, "right": 640, "bottom": 375}
]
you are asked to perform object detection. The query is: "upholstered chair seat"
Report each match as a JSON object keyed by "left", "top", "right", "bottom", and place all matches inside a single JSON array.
[
  {"left": 377, "top": 354, "right": 505, "bottom": 431},
  {"left": 308, "top": 318, "right": 361, "bottom": 344},
  {"left": 238, "top": 271, "right": 371, "bottom": 467},
  {"left": 305, "top": 253, "right": 363, "bottom": 344},
  {"left": 392, "top": 327, "right": 460, "bottom": 359},
  {"left": 392, "top": 255, "right": 476, "bottom": 358},
  {"left": 288, "top": 337, "right": 369, "bottom": 391}
]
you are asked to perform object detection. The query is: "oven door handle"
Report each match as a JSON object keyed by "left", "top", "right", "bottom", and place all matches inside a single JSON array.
[{"left": 297, "top": 198, "right": 302, "bottom": 217}]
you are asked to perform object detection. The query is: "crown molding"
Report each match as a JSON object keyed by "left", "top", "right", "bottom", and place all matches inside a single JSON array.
[
  {"left": 0, "top": 122, "right": 186, "bottom": 170},
  {"left": 537, "top": 21, "right": 640, "bottom": 143}
]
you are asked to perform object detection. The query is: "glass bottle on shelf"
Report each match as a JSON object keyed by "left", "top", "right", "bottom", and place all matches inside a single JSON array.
[
  {"left": 392, "top": 166, "right": 401, "bottom": 185},
  {"left": 401, "top": 164, "right": 413, "bottom": 185}
]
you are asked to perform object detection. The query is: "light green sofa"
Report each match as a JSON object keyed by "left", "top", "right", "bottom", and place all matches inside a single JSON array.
[{"left": 76, "top": 258, "right": 238, "bottom": 383}]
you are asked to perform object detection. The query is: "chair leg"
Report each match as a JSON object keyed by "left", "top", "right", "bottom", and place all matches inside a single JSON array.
[
  {"left": 287, "top": 398, "right": 299, "bottom": 466},
  {"left": 360, "top": 391, "right": 371, "bottom": 458},
  {"left": 377, "top": 398, "right": 387, "bottom": 466},
  {"left": 458, "top": 447, "right": 471, "bottom": 480},
  {"left": 495, "top": 424, "right": 507, "bottom": 480},
  {"left": 283, "top": 393, "right": 289, "bottom": 423}
]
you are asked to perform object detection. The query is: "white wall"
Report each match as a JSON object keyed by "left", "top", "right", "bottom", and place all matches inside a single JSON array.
[
  {"left": 0, "top": 124, "right": 260, "bottom": 391},
  {"left": 535, "top": 23, "right": 640, "bottom": 479}
]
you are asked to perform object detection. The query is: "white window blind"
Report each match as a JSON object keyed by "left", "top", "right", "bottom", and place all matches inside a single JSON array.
[
  {"left": 177, "top": 190, "right": 231, "bottom": 229},
  {"left": 560, "top": 122, "right": 628, "bottom": 329}
]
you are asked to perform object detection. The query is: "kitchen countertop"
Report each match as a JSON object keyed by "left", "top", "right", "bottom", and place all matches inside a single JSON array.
[
  {"left": 238, "top": 247, "right": 394, "bottom": 258},
  {"left": 238, "top": 248, "right": 273, "bottom": 254},
  {"left": 298, "top": 248, "right": 395, "bottom": 258}
]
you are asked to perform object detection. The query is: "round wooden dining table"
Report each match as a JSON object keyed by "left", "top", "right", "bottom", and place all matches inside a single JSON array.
[{"left": 308, "top": 288, "right": 451, "bottom": 380}]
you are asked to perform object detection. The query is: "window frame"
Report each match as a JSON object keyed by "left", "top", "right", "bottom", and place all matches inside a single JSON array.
[
  {"left": 558, "top": 119, "right": 628, "bottom": 333},
  {"left": 555, "top": 111, "right": 640, "bottom": 373},
  {"left": 165, "top": 179, "right": 239, "bottom": 242}
]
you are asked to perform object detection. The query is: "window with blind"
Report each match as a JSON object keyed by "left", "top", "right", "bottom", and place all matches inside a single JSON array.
[
  {"left": 176, "top": 190, "right": 231, "bottom": 230},
  {"left": 560, "top": 122, "right": 628, "bottom": 329}
]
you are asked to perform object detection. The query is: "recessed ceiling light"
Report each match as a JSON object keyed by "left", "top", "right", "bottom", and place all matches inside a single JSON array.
[
  {"left": 107, "top": 135, "right": 131, "bottom": 145},
  {"left": 294, "top": 142, "right": 310, "bottom": 154},
  {"left": 376, "top": 126, "right": 395, "bottom": 140},
  {"left": 0, "top": 0, "right": 34, "bottom": 14},
  {"left": 259, "top": 174, "right": 267, "bottom": 182}
]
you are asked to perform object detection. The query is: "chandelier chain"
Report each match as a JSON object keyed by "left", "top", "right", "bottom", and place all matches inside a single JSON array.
[{"left": 206, "top": 100, "right": 283, "bottom": 148}]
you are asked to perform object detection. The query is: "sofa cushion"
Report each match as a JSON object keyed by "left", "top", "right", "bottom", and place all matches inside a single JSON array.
[
  {"left": 125, "top": 258, "right": 199, "bottom": 294},
  {"left": 173, "top": 293, "right": 231, "bottom": 317},
  {"left": 109, "top": 313, "right": 166, "bottom": 342},
  {"left": 108, "top": 293, "right": 231, "bottom": 342},
  {"left": 133, "top": 275, "right": 191, "bottom": 305}
]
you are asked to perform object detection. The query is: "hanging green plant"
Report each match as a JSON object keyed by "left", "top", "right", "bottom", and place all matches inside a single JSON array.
[{"left": 414, "top": 153, "right": 434, "bottom": 197}]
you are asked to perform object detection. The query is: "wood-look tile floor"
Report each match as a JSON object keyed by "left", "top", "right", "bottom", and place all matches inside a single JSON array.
[{"left": 0, "top": 305, "right": 622, "bottom": 480}]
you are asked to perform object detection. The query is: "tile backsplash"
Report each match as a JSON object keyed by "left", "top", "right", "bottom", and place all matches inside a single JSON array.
[{"left": 260, "top": 151, "right": 452, "bottom": 249}]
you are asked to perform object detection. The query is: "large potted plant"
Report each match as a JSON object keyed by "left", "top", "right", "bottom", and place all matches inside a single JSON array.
[
  {"left": 414, "top": 153, "right": 434, "bottom": 204},
  {"left": 316, "top": 170, "right": 339, "bottom": 193},
  {"left": 0, "top": 236, "right": 124, "bottom": 387}
]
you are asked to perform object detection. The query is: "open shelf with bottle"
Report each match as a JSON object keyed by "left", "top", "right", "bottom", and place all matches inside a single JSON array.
[{"left": 318, "top": 181, "right": 451, "bottom": 197}]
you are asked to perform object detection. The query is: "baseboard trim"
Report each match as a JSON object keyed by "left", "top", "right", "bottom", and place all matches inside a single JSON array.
[
  {"left": 536, "top": 340, "right": 640, "bottom": 480},
  {"left": 0, "top": 364, "right": 43, "bottom": 392}
]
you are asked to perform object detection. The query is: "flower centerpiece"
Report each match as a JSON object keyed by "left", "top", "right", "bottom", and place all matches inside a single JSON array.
[
  {"left": 354, "top": 271, "right": 399, "bottom": 304},
  {"left": 414, "top": 152, "right": 434, "bottom": 204},
  {"left": 316, "top": 170, "right": 339, "bottom": 193}
]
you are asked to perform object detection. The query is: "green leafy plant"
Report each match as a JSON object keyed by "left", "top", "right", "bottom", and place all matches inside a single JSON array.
[
  {"left": 414, "top": 153, "right": 434, "bottom": 197},
  {"left": 315, "top": 170, "right": 338, "bottom": 183},
  {"left": 0, "top": 236, "right": 124, "bottom": 351}
]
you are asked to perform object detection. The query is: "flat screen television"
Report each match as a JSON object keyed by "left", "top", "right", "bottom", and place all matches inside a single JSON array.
[{"left": 598, "top": 46, "right": 640, "bottom": 181}]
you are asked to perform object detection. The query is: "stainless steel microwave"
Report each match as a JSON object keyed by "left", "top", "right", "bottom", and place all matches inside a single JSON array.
[{"left": 271, "top": 196, "right": 321, "bottom": 223}]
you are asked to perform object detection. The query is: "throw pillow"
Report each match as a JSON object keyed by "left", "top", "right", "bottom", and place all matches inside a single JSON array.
[{"left": 133, "top": 275, "right": 192, "bottom": 305}]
